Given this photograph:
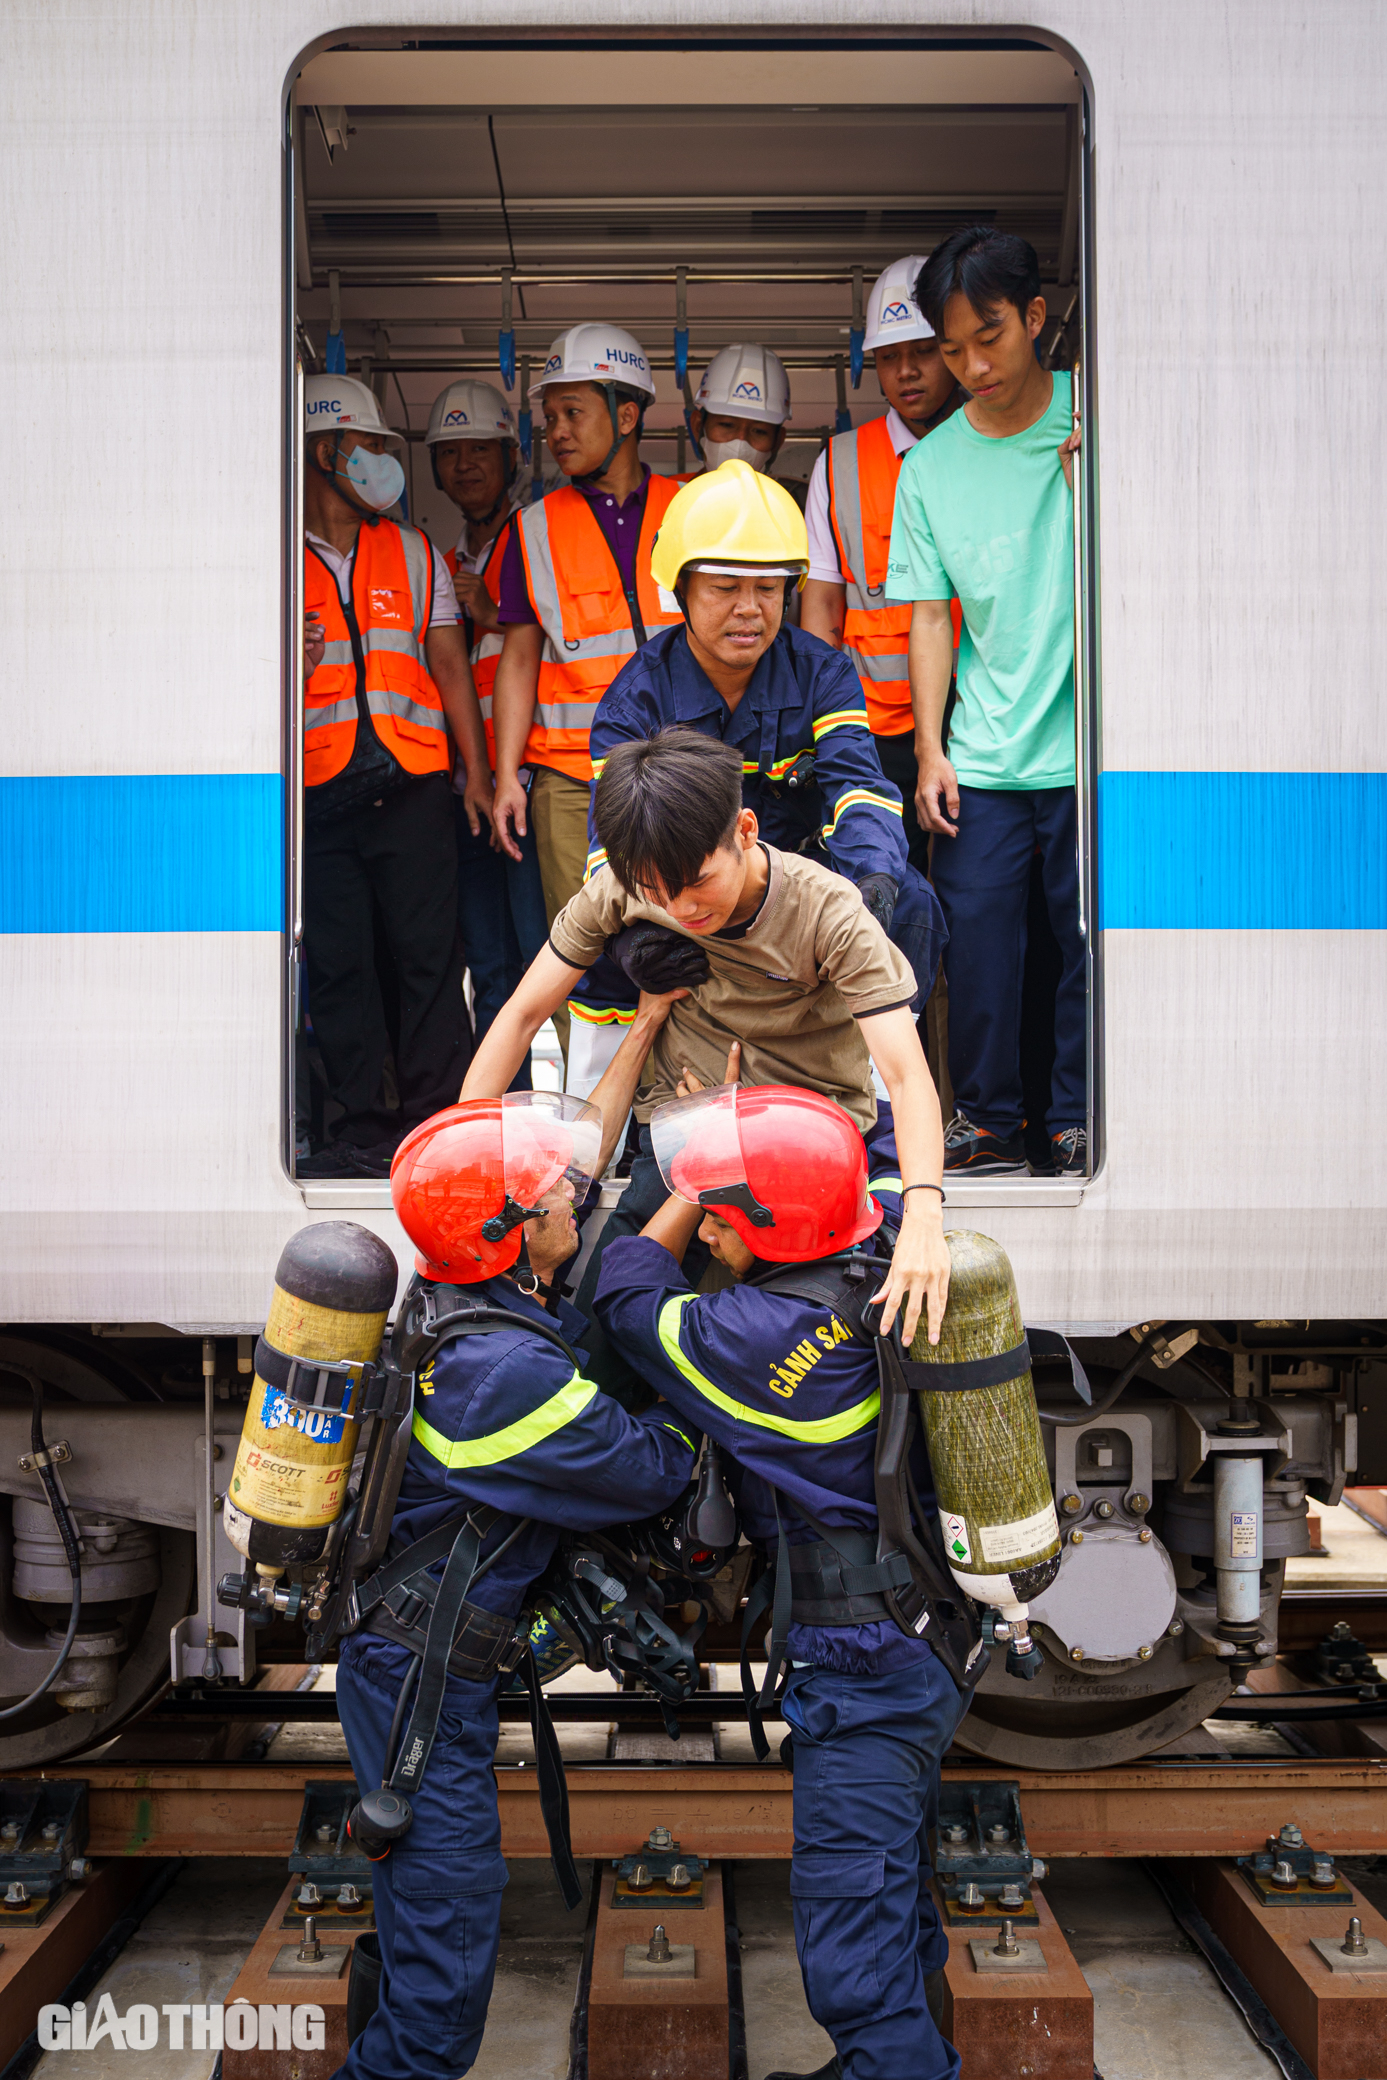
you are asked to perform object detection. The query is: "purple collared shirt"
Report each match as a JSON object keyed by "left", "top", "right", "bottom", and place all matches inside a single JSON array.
[{"left": 496, "top": 468, "right": 653, "bottom": 625}]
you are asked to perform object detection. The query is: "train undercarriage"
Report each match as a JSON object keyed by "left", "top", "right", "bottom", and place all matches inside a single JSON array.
[{"left": 1, "top": 1319, "right": 1381, "bottom": 1771}]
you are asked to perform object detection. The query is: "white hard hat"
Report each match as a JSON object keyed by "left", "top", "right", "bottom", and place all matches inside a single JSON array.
[
  {"left": 529, "top": 323, "right": 657, "bottom": 407},
  {"left": 303, "top": 373, "right": 402, "bottom": 444},
  {"left": 694, "top": 344, "right": 791, "bottom": 427},
  {"left": 863, "top": 255, "right": 935, "bottom": 354},
  {"left": 425, "top": 380, "right": 518, "bottom": 446}
]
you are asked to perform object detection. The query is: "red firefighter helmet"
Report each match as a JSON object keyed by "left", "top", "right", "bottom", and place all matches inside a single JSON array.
[
  {"left": 650, "top": 1083, "right": 882, "bottom": 1263},
  {"left": 390, "top": 1093, "right": 603, "bottom": 1283}
]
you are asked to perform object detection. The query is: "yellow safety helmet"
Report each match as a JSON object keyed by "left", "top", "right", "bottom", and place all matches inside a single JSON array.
[{"left": 649, "top": 459, "right": 809, "bottom": 594}]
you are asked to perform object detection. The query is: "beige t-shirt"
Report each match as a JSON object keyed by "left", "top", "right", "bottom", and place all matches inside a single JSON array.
[{"left": 548, "top": 845, "right": 915, "bottom": 1129}]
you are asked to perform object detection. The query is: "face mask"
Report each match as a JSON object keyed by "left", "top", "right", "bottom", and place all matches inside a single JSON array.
[
  {"left": 337, "top": 444, "right": 406, "bottom": 512},
  {"left": 702, "top": 437, "right": 771, "bottom": 473}
]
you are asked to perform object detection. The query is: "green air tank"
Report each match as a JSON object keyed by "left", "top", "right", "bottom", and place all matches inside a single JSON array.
[{"left": 909, "top": 1229, "right": 1060, "bottom": 1619}]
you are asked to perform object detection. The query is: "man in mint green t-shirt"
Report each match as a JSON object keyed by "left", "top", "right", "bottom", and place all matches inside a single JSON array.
[{"left": 886, "top": 227, "right": 1085, "bottom": 1178}]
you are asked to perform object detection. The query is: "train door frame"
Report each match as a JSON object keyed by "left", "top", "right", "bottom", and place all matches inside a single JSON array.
[{"left": 277, "top": 27, "right": 1101, "bottom": 1187}]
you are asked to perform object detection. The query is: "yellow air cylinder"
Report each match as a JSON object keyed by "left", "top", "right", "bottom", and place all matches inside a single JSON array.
[
  {"left": 223, "top": 1223, "right": 398, "bottom": 1572},
  {"left": 909, "top": 1230, "right": 1060, "bottom": 1617}
]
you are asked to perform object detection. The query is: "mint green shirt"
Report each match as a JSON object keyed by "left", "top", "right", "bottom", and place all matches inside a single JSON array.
[{"left": 886, "top": 370, "right": 1075, "bottom": 791}]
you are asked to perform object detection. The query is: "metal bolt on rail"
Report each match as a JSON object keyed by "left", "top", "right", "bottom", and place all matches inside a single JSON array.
[
  {"left": 298, "top": 1916, "right": 323, "bottom": 1965},
  {"left": 1311, "top": 1858, "right": 1337, "bottom": 1888},
  {"left": 647, "top": 1826, "right": 673, "bottom": 1852},
  {"left": 999, "top": 1883, "right": 1025, "bottom": 1910},
  {"left": 1277, "top": 1824, "right": 1305, "bottom": 1849},
  {"left": 628, "top": 1861, "right": 652, "bottom": 1891},
  {"left": 338, "top": 1884, "right": 362, "bottom": 1908},
  {"left": 667, "top": 1862, "right": 691, "bottom": 1891},
  {"left": 5, "top": 1882, "right": 29, "bottom": 1906},
  {"left": 1342, "top": 1917, "right": 1370, "bottom": 1958},
  {"left": 298, "top": 1882, "right": 322, "bottom": 1909},
  {"left": 959, "top": 1882, "right": 984, "bottom": 1910},
  {"left": 1271, "top": 1858, "right": 1299, "bottom": 1889},
  {"left": 647, "top": 1925, "right": 672, "bottom": 1964},
  {"left": 993, "top": 1920, "right": 1022, "bottom": 1959}
]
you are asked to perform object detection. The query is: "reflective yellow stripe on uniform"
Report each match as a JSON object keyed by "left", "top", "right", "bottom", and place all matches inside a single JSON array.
[
  {"left": 584, "top": 846, "right": 608, "bottom": 881},
  {"left": 412, "top": 1371, "right": 598, "bottom": 1469},
  {"left": 656, "top": 1295, "right": 880, "bottom": 1442},
  {"left": 870, "top": 1175, "right": 904, "bottom": 1200},
  {"left": 813, "top": 709, "right": 870, "bottom": 740},
  {"left": 821, "top": 788, "right": 904, "bottom": 840},
  {"left": 568, "top": 1001, "right": 636, "bottom": 1027}
]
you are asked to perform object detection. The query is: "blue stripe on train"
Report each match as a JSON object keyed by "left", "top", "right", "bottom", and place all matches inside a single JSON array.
[
  {"left": 1098, "top": 770, "right": 1387, "bottom": 930},
  {"left": 0, "top": 773, "right": 283, "bottom": 933},
  {"left": 1, "top": 769, "right": 1383, "bottom": 935}
]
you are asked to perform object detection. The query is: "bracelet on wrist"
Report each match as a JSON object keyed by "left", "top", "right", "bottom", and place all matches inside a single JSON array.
[{"left": 901, "top": 1182, "right": 946, "bottom": 1204}]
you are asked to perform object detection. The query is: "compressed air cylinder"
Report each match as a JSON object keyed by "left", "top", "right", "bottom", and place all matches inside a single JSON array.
[
  {"left": 909, "top": 1230, "right": 1060, "bottom": 1617},
  {"left": 223, "top": 1223, "right": 398, "bottom": 1570}
]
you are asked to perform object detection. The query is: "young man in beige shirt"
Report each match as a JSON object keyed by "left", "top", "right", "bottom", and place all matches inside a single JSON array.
[{"left": 461, "top": 732, "right": 950, "bottom": 1395}]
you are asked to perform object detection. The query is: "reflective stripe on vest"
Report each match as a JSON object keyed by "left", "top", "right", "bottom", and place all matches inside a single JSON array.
[
  {"left": 411, "top": 1368, "right": 598, "bottom": 1469},
  {"left": 656, "top": 1294, "right": 881, "bottom": 1443},
  {"left": 447, "top": 521, "right": 512, "bottom": 764},
  {"left": 304, "top": 522, "right": 449, "bottom": 786},
  {"left": 827, "top": 422, "right": 963, "bottom": 736},
  {"left": 516, "top": 478, "right": 684, "bottom": 782},
  {"left": 826, "top": 418, "right": 916, "bottom": 735}
]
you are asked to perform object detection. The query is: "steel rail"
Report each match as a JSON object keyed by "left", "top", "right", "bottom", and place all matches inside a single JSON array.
[{"left": 8, "top": 1758, "right": 1387, "bottom": 1861}]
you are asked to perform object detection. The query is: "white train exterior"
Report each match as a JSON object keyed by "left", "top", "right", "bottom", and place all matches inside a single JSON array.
[{"left": 0, "top": 4, "right": 1381, "bottom": 1766}]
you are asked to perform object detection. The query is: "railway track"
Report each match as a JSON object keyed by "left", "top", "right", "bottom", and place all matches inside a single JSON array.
[{"left": 3, "top": 1590, "right": 1384, "bottom": 2078}]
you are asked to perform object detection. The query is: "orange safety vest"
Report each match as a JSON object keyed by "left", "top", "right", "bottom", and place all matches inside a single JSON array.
[
  {"left": 826, "top": 416, "right": 961, "bottom": 737},
  {"left": 445, "top": 520, "right": 511, "bottom": 768},
  {"left": 515, "top": 476, "right": 684, "bottom": 781},
  {"left": 304, "top": 521, "right": 449, "bottom": 786}
]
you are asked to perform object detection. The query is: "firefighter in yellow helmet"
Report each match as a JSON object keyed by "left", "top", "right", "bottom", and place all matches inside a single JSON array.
[{"left": 460, "top": 460, "right": 949, "bottom": 1408}]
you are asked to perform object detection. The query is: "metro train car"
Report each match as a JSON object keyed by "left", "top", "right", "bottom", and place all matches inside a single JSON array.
[{"left": 1, "top": 4, "right": 1383, "bottom": 1774}]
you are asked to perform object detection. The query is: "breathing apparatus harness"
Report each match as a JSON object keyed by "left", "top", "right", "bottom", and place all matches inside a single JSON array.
[
  {"left": 733, "top": 1232, "right": 1092, "bottom": 1756},
  {"left": 307, "top": 1271, "right": 714, "bottom": 1908}
]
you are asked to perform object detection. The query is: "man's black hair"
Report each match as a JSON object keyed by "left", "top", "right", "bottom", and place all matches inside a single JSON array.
[
  {"left": 916, "top": 228, "right": 1043, "bottom": 338},
  {"left": 594, "top": 730, "right": 743, "bottom": 899}
]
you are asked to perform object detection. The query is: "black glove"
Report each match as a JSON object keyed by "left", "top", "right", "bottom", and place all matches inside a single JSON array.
[
  {"left": 856, "top": 873, "right": 899, "bottom": 933},
  {"left": 606, "top": 921, "right": 711, "bottom": 993}
]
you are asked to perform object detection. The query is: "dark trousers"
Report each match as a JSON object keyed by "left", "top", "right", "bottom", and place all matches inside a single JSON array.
[
  {"left": 873, "top": 730, "right": 953, "bottom": 1115},
  {"left": 337, "top": 1635, "right": 506, "bottom": 2080},
  {"left": 303, "top": 773, "right": 465, "bottom": 1149},
  {"left": 784, "top": 1655, "right": 963, "bottom": 2080},
  {"left": 929, "top": 784, "right": 1085, "bottom": 1136},
  {"left": 453, "top": 798, "right": 548, "bottom": 1092},
  {"left": 871, "top": 728, "right": 931, "bottom": 878}
]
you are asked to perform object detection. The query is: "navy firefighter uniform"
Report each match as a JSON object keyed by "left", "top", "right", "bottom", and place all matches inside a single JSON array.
[
  {"left": 335, "top": 1272, "right": 697, "bottom": 2080},
  {"left": 566, "top": 620, "right": 946, "bottom": 1061},
  {"left": 593, "top": 1148, "right": 962, "bottom": 2080}
]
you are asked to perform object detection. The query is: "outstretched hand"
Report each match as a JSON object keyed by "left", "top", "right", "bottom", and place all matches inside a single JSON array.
[
  {"left": 676, "top": 1039, "right": 741, "bottom": 1100},
  {"left": 872, "top": 1207, "right": 951, "bottom": 1348}
]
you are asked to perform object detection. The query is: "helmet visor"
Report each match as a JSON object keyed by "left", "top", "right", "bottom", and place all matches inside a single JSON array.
[
  {"left": 501, "top": 1091, "right": 603, "bottom": 1211},
  {"left": 650, "top": 1084, "right": 775, "bottom": 1232}
]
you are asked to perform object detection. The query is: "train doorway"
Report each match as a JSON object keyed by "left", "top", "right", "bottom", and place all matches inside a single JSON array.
[{"left": 285, "top": 35, "right": 1096, "bottom": 1198}]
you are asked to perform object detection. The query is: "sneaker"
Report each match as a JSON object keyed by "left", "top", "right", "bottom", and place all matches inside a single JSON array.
[
  {"left": 1049, "top": 1126, "right": 1088, "bottom": 1176},
  {"left": 943, "top": 1111, "right": 1027, "bottom": 1174},
  {"left": 296, "top": 1139, "right": 393, "bottom": 1179}
]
